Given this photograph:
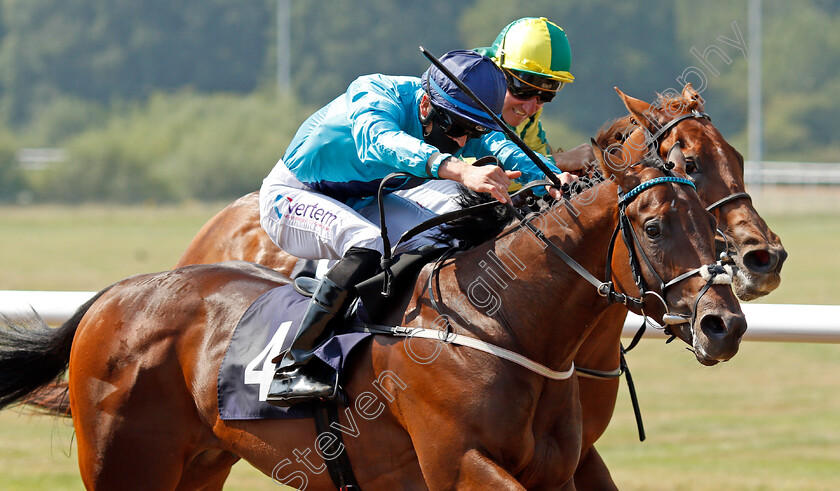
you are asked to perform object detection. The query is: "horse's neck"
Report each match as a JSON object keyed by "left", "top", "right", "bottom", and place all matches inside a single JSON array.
[{"left": 454, "top": 184, "right": 620, "bottom": 371}]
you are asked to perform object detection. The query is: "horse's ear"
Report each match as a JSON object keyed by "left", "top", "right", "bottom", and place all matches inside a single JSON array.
[
  {"left": 680, "top": 83, "right": 705, "bottom": 112},
  {"left": 667, "top": 142, "right": 688, "bottom": 176},
  {"left": 589, "top": 138, "right": 614, "bottom": 181},
  {"left": 615, "top": 87, "right": 656, "bottom": 132}
]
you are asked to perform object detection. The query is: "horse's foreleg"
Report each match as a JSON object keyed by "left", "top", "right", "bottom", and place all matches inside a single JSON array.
[
  {"left": 176, "top": 449, "right": 239, "bottom": 490},
  {"left": 417, "top": 448, "right": 528, "bottom": 490},
  {"left": 397, "top": 404, "right": 531, "bottom": 489},
  {"left": 573, "top": 447, "right": 617, "bottom": 491}
]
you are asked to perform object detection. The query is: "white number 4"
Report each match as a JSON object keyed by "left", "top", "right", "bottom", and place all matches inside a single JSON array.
[{"left": 244, "top": 321, "right": 293, "bottom": 401}]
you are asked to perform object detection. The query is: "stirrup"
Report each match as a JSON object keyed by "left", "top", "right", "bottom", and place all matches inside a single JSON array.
[
  {"left": 266, "top": 364, "right": 344, "bottom": 407},
  {"left": 293, "top": 276, "right": 320, "bottom": 297}
]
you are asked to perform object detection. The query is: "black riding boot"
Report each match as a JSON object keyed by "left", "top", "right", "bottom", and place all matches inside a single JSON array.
[{"left": 266, "top": 247, "right": 381, "bottom": 407}]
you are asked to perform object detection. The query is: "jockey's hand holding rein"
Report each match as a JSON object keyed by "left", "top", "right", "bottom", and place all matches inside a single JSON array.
[
  {"left": 551, "top": 171, "right": 577, "bottom": 199},
  {"left": 437, "top": 156, "right": 574, "bottom": 203}
]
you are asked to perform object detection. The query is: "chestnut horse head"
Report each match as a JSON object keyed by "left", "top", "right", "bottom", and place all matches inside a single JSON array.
[
  {"left": 586, "top": 143, "right": 746, "bottom": 364},
  {"left": 596, "top": 84, "right": 786, "bottom": 301}
]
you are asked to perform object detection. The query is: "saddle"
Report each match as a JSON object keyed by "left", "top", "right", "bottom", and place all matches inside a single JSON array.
[{"left": 292, "top": 245, "right": 448, "bottom": 325}]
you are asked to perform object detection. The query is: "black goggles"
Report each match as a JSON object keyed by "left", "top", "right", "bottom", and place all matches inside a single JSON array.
[
  {"left": 431, "top": 104, "right": 492, "bottom": 139},
  {"left": 505, "top": 70, "right": 563, "bottom": 104}
]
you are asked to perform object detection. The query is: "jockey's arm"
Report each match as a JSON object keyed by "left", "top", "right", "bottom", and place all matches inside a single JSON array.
[
  {"left": 346, "top": 75, "right": 441, "bottom": 179},
  {"left": 463, "top": 132, "right": 573, "bottom": 200},
  {"left": 437, "top": 156, "right": 521, "bottom": 204}
]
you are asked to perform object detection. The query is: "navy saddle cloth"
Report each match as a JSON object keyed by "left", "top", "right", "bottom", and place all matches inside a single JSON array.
[
  {"left": 217, "top": 247, "right": 445, "bottom": 420},
  {"left": 217, "top": 284, "right": 370, "bottom": 420}
]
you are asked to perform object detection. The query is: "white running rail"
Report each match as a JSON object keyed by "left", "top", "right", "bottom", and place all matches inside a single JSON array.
[{"left": 1, "top": 290, "right": 839, "bottom": 344}]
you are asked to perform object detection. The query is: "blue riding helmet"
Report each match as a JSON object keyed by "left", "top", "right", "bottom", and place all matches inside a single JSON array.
[{"left": 421, "top": 49, "right": 506, "bottom": 133}]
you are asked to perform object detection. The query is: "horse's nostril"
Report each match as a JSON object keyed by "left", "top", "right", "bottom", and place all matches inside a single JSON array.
[
  {"left": 749, "top": 249, "right": 770, "bottom": 267},
  {"left": 700, "top": 315, "right": 727, "bottom": 338},
  {"left": 743, "top": 249, "right": 777, "bottom": 274}
]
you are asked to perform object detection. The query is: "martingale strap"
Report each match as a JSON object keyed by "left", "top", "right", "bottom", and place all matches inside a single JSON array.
[
  {"left": 576, "top": 366, "right": 622, "bottom": 379},
  {"left": 620, "top": 349, "right": 646, "bottom": 441},
  {"left": 352, "top": 322, "right": 575, "bottom": 380}
]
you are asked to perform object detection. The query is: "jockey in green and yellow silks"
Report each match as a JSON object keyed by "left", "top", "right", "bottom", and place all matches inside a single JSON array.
[{"left": 475, "top": 17, "right": 576, "bottom": 177}]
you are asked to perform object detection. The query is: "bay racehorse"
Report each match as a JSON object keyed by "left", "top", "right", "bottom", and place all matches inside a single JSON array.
[
  {"left": 570, "top": 84, "right": 787, "bottom": 489},
  {"left": 172, "top": 84, "right": 786, "bottom": 489},
  {"left": 1, "top": 144, "right": 746, "bottom": 489}
]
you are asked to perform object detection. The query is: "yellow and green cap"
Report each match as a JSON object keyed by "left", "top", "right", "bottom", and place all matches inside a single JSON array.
[{"left": 478, "top": 17, "right": 574, "bottom": 84}]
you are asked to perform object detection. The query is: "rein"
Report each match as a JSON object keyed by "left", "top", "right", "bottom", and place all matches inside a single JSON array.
[{"left": 366, "top": 174, "right": 728, "bottom": 381}]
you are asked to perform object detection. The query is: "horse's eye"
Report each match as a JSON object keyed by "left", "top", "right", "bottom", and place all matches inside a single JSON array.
[
  {"left": 644, "top": 221, "right": 662, "bottom": 238},
  {"left": 685, "top": 157, "right": 699, "bottom": 174}
]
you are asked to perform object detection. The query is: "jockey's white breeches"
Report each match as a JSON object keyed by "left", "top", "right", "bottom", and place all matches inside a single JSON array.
[{"left": 259, "top": 160, "right": 463, "bottom": 260}]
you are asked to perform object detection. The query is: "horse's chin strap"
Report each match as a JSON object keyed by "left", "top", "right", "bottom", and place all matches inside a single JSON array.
[
  {"left": 641, "top": 262, "right": 734, "bottom": 328},
  {"left": 706, "top": 191, "right": 752, "bottom": 271}
]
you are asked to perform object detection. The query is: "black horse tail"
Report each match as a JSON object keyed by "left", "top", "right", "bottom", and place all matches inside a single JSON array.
[{"left": 0, "top": 286, "right": 111, "bottom": 411}]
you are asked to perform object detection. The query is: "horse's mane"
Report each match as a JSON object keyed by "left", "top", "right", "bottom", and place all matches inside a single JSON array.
[
  {"left": 595, "top": 115, "right": 633, "bottom": 148},
  {"left": 434, "top": 190, "right": 517, "bottom": 250},
  {"left": 436, "top": 170, "right": 620, "bottom": 250},
  {"left": 436, "top": 153, "right": 673, "bottom": 251}
]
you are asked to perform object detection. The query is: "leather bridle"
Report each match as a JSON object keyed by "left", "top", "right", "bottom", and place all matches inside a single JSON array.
[
  {"left": 637, "top": 109, "right": 753, "bottom": 256},
  {"left": 509, "top": 176, "right": 732, "bottom": 337}
]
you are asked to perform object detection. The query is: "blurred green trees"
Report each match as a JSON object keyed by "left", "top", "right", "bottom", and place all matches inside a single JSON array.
[
  {"left": 0, "top": 0, "right": 836, "bottom": 203},
  {"left": 38, "top": 90, "right": 312, "bottom": 203}
]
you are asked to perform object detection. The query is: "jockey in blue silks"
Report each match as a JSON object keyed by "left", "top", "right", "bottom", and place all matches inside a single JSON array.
[{"left": 259, "top": 49, "right": 573, "bottom": 406}]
